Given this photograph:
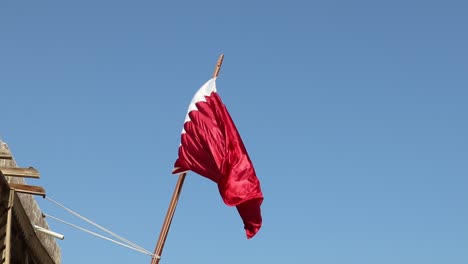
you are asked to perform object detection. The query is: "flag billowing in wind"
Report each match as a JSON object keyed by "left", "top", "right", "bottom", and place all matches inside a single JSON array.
[{"left": 173, "top": 78, "right": 263, "bottom": 239}]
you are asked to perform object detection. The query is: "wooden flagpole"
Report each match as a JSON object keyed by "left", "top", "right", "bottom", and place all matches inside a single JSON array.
[
  {"left": 212, "top": 54, "right": 224, "bottom": 79},
  {"left": 150, "top": 54, "right": 225, "bottom": 264}
]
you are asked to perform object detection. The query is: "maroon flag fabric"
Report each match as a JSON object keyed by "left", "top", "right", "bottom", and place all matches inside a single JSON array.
[{"left": 173, "top": 78, "right": 263, "bottom": 239}]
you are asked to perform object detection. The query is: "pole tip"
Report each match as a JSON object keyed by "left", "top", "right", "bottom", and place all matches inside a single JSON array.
[{"left": 213, "top": 54, "right": 225, "bottom": 78}]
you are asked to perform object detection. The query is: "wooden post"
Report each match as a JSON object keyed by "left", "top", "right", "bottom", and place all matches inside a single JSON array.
[
  {"left": 5, "top": 190, "right": 14, "bottom": 264},
  {"left": 150, "top": 54, "right": 225, "bottom": 264}
]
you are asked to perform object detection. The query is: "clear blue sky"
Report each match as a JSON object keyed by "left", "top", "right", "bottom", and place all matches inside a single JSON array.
[{"left": 1, "top": 1, "right": 467, "bottom": 263}]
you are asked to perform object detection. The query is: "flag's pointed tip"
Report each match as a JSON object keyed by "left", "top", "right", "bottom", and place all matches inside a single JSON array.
[
  {"left": 245, "top": 229, "right": 258, "bottom": 239},
  {"left": 245, "top": 227, "right": 259, "bottom": 239}
]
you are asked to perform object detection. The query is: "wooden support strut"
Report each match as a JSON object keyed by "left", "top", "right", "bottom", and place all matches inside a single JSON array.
[
  {"left": 9, "top": 183, "right": 46, "bottom": 197},
  {"left": 150, "top": 54, "right": 225, "bottom": 264}
]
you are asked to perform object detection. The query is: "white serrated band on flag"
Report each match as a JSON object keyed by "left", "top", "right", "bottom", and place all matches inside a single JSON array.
[{"left": 181, "top": 78, "right": 217, "bottom": 134}]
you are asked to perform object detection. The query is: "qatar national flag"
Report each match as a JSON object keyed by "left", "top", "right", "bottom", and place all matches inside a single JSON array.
[{"left": 173, "top": 78, "right": 263, "bottom": 239}]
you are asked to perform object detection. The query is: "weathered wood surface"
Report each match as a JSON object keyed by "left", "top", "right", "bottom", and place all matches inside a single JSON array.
[
  {"left": 0, "top": 141, "right": 61, "bottom": 263},
  {"left": 9, "top": 184, "right": 46, "bottom": 198},
  {"left": 0, "top": 149, "right": 12, "bottom": 160},
  {"left": 4, "top": 187, "right": 56, "bottom": 264},
  {"left": 0, "top": 167, "right": 40, "bottom": 179}
]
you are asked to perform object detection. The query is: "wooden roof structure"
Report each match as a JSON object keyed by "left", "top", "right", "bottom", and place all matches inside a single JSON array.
[{"left": 0, "top": 141, "right": 61, "bottom": 264}]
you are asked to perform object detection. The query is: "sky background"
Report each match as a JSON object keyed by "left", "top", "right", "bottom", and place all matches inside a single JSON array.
[{"left": 1, "top": 1, "right": 467, "bottom": 263}]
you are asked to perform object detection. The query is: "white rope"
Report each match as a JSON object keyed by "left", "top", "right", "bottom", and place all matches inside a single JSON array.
[
  {"left": 44, "top": 213, "right": 157, "bottom": 257},
  {"left": 45, "top": 196, "right": 153, "bottom": 255}
]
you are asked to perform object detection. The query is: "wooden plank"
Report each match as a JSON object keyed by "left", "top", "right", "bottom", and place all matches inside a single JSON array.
[
  {"left": 0, "top": 150, "right": 12, "bottom": 160},
  {"left": 0, "top": 167, "right": 40, "bottom": 179},
  {"left": 8, "top": 184, "right": 45, "bottom": 197}
]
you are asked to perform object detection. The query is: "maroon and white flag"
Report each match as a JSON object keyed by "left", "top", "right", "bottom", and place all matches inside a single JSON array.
[{"left": 173, "top": 78, "right": 263, "bottom": 239}]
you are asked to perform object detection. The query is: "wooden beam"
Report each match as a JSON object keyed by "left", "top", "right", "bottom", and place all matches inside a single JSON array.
[
  {"left": 0, "top": 167, "right": 40, "bottom": 179},
  {"left": 4, "top": 190, "right": 14, "bottom": 264},
  {"left": 0, "top": 149, "right": 12, "bottom": 160},
  {"left": 9, "top": 183, "right": 46, "bottom": 197}
]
